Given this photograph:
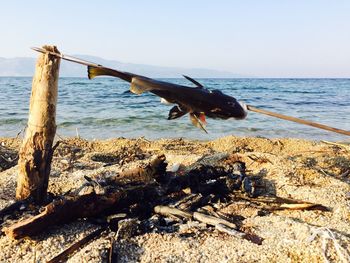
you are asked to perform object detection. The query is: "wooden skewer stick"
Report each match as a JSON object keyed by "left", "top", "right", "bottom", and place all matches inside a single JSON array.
[
  {"left": 247, "top": 105, "right": 350, "bottom": 137},
  {"left": 31, "top": 47, "right": 102, "bottom": 68}
]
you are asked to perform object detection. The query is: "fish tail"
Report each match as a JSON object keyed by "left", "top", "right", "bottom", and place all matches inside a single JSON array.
[
  {"left": 88, "top": 66, "right": 107, "bottom": 79},
  {"left": 87, "top": 66, "right": 133, "bottom": 82}
]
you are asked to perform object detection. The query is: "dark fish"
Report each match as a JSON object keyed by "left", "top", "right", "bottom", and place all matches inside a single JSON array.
[{"left": 88, "top": 66, "right": 247, "bottom": 133}]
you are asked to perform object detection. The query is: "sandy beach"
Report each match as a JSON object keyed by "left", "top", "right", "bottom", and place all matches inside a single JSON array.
[
  {"left": 0, "top": 135, "right": 349, "bottom": 262},
  {"left": 1, "top": 0, "right": 350, "bottom": 262}
]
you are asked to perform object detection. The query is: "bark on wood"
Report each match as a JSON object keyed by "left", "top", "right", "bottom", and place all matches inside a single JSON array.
[{"left": 16, "top": 45, "right": 61, "bottom": 203}]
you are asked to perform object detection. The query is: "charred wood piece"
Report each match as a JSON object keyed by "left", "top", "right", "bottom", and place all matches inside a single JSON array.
[
  {"left": 3, "top": 155, "right": 167, "bottom": 239},
  {"left": 153, "top": 205, "right": 262, "bottom": 244},
  {"left": 164, "top": 161, "right": 257, "bottom": 197}
]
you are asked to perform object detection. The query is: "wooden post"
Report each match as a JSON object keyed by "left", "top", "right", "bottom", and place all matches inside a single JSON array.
[{"left": 16, "top": 45, "right": 61, "bottom": 203}]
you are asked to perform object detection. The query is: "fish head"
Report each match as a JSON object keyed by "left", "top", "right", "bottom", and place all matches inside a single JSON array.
[{"left": 207, "top": 90, "right": 248, "bottom": 119}]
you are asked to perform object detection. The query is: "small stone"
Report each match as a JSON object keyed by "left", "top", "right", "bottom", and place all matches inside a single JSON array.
[{"left": 346, "top": 192, "right": 350, "bottom": 200}]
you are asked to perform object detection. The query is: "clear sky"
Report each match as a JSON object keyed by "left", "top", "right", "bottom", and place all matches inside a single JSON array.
[{"left": 1, "top": 0, "right": 349, "bottom": 77}]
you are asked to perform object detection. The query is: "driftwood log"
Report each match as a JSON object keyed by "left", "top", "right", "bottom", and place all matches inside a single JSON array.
[
  {"left": 4, "top": 155, "right": 166, "bottom": 239},
  {"left": 2, "top": 156, "right": 253, "bottom": 239},
  {"left": 5, "top": 185, "right": 159, "bottom": 239},
  {"left": 16, "top": 45, "right": 61, "bottom": 203},
  {"left": 2, "top": 153, "right": 327, "bottom": 240}
]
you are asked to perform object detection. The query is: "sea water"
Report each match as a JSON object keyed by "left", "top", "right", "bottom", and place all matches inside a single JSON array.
[{"left": 0, "top": 77, "right": 349, "bottom": 141}]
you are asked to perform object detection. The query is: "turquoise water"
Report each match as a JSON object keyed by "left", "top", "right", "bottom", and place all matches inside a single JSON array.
[{"left": 0, "top": 77, "right": 349, "bottom": 141}]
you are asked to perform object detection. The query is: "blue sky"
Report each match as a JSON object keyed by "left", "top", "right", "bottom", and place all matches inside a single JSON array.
[{"left": 1, "top": 1, "right": 349, "bottom": 77}]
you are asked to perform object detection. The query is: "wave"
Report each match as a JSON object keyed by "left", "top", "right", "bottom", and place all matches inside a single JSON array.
[
  {"left": 66, "top": 82, "right": 91, "bottom": 86},
  {"left": 0, "top": 118, "right": 26, "bottom": 125}
]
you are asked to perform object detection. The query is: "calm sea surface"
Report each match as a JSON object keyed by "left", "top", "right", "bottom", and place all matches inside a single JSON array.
[{"left": 0, "top": 77, "right": 349, "bottom": 141}]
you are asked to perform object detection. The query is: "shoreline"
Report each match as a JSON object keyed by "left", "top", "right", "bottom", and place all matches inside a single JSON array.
[{"left": 0, "top": 135, "right": 349, "bottom": 262}]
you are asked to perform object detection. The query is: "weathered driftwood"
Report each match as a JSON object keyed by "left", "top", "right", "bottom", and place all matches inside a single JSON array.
[
  {"left": 153, "top": 205, "right": 264, "bottom": 244},
  {"left": 4, "top": 157, "right": 250, "bottom": 238},
  {"left": 236, "top": 195, "right": 329, "bottom": 211},
  {"left": 192, "top": 211, "right": 237, "bottom": 229},
  {"left": 4, "top": 157, "right": 261, "bottom": 239},
  {"left": 16, "top": 45, "right": 61, "bottom": 203},
  {"left": 4, "top": 155, "right": 166, "bottom": 239},
  {"left": 5, "top": 185, "right": 158, "bottom": 239},
  {"left": 175, "top": 193, "right": 204, "bottom": 211},
  {"left": 272, "top": 201, "right": 329, "bottom": 211},
  {"left": 154, "top": 205, "right": 236, "bottom": 229},
  {"left": 154, "top": 206, "right": 262, "bottom": 241},
  {"left": 154, "top": 205, "right": 192, "bottom": 219},
  {"left": 215, "top": 224, "right": 245, "bottom": 238}
]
